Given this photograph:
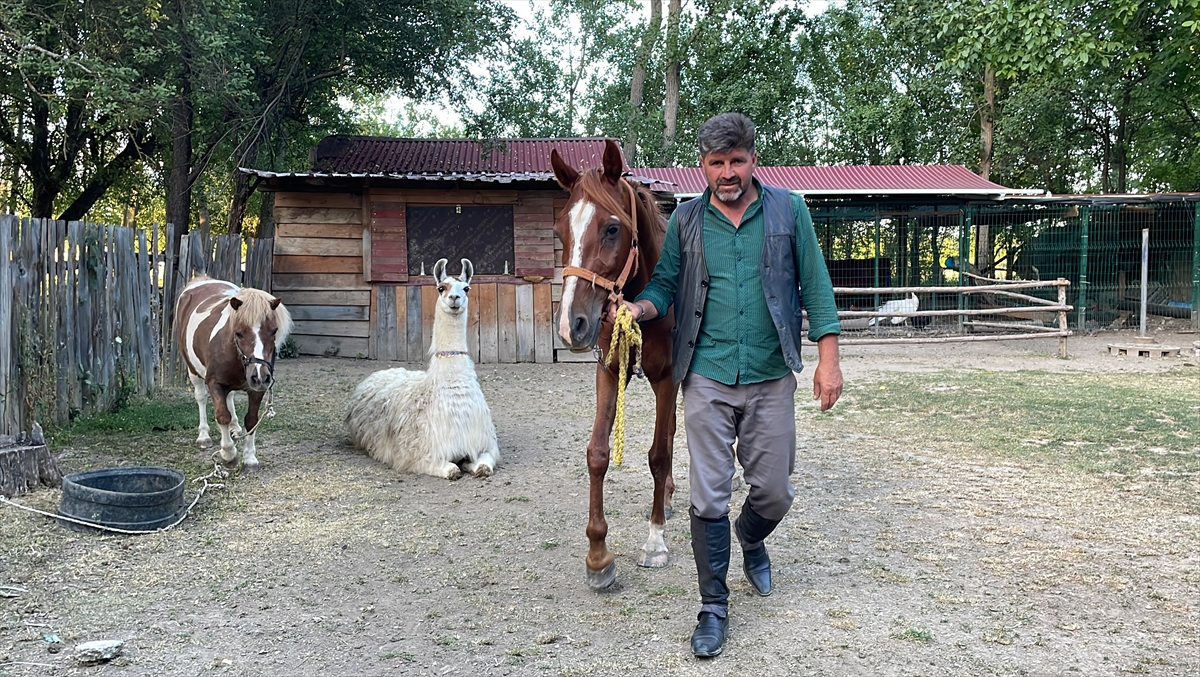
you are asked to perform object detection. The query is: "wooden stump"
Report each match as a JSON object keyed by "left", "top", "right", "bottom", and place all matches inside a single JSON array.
[{"left": 0, "top": 428, "right": 63, "bottom": 497}]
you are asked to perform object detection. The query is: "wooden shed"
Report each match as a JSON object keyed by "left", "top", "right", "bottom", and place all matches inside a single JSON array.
[{"left": 243, "top": 136, "right": 647, "bottom": 363}]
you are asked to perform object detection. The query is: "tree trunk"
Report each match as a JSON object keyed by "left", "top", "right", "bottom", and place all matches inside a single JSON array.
[
  {"left": 0, "top": 430, "right": 62, "bottom": 498},
  {"left": 167, "top": 89, "right": 194, "bottom": 235},
  {"left": 662, "top": 0, "right": 682, "bottom": 155},
  {"left": 28, "top": 94, "right": 58, "bottom": 218},
  {"left": 975, "top": 65, "right": 995, "bottom": 274},
  {"left": 58, "top": 128, "right": 155, "bottom": 222},
  {"left": 624, "top": 0, "right": 662, "bottom": 164},
  {"left": 1115, "top": 84, "right": 1131, "bottom": 194}
]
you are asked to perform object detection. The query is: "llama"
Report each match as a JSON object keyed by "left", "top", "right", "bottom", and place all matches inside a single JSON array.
[{"left": 345, "top": 258, "right": 499, "bottom": 480}]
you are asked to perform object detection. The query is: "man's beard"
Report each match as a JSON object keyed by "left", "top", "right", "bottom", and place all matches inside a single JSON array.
[{"left": 714, "top": 181, "right": 745, "bottom": 202}]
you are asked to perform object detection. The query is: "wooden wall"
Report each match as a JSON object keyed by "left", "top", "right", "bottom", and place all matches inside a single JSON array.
[{"left": 272, "top": 187, "right": 558, "bottom": 362}]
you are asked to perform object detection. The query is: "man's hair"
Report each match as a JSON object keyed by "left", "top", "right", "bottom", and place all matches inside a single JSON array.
[{"left": 697, "top": 112, "right": 756, "bottom": 156}]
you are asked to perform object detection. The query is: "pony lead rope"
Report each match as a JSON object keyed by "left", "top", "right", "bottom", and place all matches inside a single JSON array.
[{"left": 604, "top": 303, "right": 643, "bottom": 466}]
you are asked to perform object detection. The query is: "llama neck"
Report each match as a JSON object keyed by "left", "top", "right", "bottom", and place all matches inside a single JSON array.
[{"left": 430, "top": 307, "right": 469, "bottom": 355}]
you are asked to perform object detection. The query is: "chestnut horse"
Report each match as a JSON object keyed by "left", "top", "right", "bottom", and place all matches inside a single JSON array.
[
  {"left": 175, "top": 276, "right": 293, "bottom": 472},
  {"left": 550, "top": 139, "right": 678, "bottom": 590}
]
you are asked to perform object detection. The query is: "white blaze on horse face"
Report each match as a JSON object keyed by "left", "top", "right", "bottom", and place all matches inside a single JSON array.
[{"left": 557, "top": 199, "right": 596, "bottom": 342}]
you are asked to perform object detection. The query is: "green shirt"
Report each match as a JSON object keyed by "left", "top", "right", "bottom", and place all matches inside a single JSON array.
[{"left": 637, "top": 179, "right": 841, "bottom": 385}]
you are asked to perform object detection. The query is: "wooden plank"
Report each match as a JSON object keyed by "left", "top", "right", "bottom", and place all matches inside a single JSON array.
[
  {"left": 273, "top": 255, "right": 363, "bottom": 275},
  {"left": 497, "top": 283, "right": 517, "bottom": 363},
  {"left": 516, "top": 284, "right": 535, "bottom": 362},
  {"left": 406, "top": 286, "right": 423, "bottom": 361},
  {"left": 272, "top": 273, "right": 370, "bottom": 291},
  {"left": 421, "top": 284, "right": 437, "bottom": 355},
  {"left": 274, "top": 236, "right": 361, "bottom": 257},
  {"left": 477, "top": 283, "right": 498, "bottom": 364},
  {"left": 290, "top": 320, "right": 370, "bottom": 338},
  {"left": 291, "top": 334, "right": 369, "bottom": 358},
  {"left": 273, "top": 290, "right": 370, "bottom": 306},
  {"left": 274, "top": 192, "right": 363, "bottom": 209},
  {"left": 556, "top": 348, "right": 598, "bottom": 363},
  {"left": 393, "top": 286, "right": 407, "bottom": 363},
  {"left": 374, "top": 287, "right": 402, "bottom": 361},
  {"left": 288, "top": 305, "right": 369, "bottom": 321},
  {"left": 533, "top": 282, "right": 553, "bottom": 363},
  {"left": 368, "top": 284, "right": 380, "bottom": 359},
  {"left": 467, "top": 283, "right": 481, "bottom": 361},
  {"left": 275, "top": 222, "right": 364, "bottom": 239},
  {"left": 274, "top": 207, "right": 361, "bottom": 224}
]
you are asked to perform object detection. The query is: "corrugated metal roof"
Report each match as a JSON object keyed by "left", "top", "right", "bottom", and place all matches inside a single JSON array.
[
  {"left": 633, "top": 165, "right": 1043, "bottom": 196},
  {"left": 311, "top": 136, "right": 622, "bottom": 174}
]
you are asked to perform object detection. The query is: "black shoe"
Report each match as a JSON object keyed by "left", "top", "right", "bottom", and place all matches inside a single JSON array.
[
  {"left": 742, "top": 543, "right": 772, "bottom": 596},
  {"left": 690, "top": 611, "right": 728, "bottom": 657}
]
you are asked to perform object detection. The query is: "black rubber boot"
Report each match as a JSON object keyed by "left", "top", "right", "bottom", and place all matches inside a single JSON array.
[
  {"left": 690, "top": 508, "right": 730, "bottom": 657},
  {"left": 735, "top": 503, "right": 781, "bottom": 597}
]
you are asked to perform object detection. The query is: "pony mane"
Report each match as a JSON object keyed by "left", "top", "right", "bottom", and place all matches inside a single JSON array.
[{"left": 234, "top": 287, "right": 294, "bottom": 346}]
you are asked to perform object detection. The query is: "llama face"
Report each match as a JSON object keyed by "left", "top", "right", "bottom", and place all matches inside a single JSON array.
[{"left": 431, "top": 257, "right": 473, "bottom": 316}]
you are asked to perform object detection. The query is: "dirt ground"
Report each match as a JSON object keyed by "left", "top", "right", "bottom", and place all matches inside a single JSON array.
[{"left": 2, "top": 327, "right": 1198, "bottom": 677}]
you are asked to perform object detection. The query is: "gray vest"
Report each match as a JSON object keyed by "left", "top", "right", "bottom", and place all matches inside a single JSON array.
[{"left": 671, "top": 185, "right": 806, "bottom": 384}]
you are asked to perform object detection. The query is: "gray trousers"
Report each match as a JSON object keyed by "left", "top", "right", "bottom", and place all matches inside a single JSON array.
[{"left": 683, "top": 372, "right": 797, "bottom": 522}]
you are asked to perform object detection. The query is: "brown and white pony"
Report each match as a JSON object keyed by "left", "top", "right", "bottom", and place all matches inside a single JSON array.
[
  {"left": 550, "top": 138, "right": 678, "bottom": 590},
  {"left": 175, "top": 276, "right": 293, "bottom": 472}
]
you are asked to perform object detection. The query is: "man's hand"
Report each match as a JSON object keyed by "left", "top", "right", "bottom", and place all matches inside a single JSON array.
[
  {"left": 812, "top": 334, "right": 843, "bottom": 411},
  {"left": 607, "top": 300, "right": 646, "bottom": 324}
]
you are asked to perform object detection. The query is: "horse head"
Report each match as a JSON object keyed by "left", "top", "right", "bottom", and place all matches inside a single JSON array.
[
  {"left": 432, "top": 257, "right": 473, "bottom": 315},
  {"left": 227, "top": 289, "right": 292, "bottom": 391},
  {"left": 551, "top": 138, "right": 640, "bottom": 350}
]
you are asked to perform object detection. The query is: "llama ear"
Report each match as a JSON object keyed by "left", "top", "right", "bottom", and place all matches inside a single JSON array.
[
  {"left": 459, "top": 258, "right": 473, "bottom": 285},
  {"left": 229, "top": 297, "right": 243, "bottom": 311},
  {"left": 432, "top": 258, "right": 448, "bottom": 283}
]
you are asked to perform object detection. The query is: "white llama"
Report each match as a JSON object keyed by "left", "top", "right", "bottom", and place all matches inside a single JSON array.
[{"left": 345, "top": 258, "right": 499, "bottom": 480}]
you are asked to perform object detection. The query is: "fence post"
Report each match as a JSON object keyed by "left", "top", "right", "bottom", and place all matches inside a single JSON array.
[
  {"left": 958, "top": 207, "right": 971, "bottom": 333},
  {"left": 1192, "top": 201, "right": 1199, "bottom": 330},
  {"left": 1076, "top": 205, "right": 1090, "bottom": 330},
  {"left": 1057, "top": 280, "right": 1069, "bottom": 358},
  {"left": 0, "top": 215, "right": 12, "bottom": 435}
]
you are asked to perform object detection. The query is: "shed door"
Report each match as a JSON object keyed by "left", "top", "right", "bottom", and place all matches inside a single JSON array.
[{"left": 407, "top": 206, "right": 515, "bottom": 276}]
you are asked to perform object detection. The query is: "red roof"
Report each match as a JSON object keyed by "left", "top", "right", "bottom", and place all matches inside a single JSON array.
[
  {"left": 312, "top": 136, "right": 624, "bottom": 174},
  {"left": 634, "top": 165, "right": 1039, "bottom": 197}
]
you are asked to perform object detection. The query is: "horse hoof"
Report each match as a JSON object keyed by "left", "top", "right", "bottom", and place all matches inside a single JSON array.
[
  {"left": 211, "top": 451, "right": 237, "bottom": 468},
  {"left": 637, "top": 548, "right": 669, "bottom": 568},
  {"left": 586, "top": 561, "right": 617, "bottom": 591},
  {"left": 243, "top": 462, "right": 260, "bottom": 473},
  {"left": 197, "top": 438, "right": 213, "bottom": 450}
]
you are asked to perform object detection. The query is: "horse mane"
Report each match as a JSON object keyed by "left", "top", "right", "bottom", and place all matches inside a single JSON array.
[
  {"left": 233, "top": 287, "right": 294, "bottom": 347},
  {"left": 573, "top": 169, "right": 667, "bottom": 273}
]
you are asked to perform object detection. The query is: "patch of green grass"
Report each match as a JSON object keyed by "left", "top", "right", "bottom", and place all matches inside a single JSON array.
[
  {"left": 650, "top": 584, "right": 687, "bottom": 597},
  {"left": 50, "top": 391, "right": 196, "bottom": 443},
  {"left": 813, "top": 369, "right": 1199, "bottom": 479},
  {"left": 892, "top": 626, "right": 933, "bottom": 642}
]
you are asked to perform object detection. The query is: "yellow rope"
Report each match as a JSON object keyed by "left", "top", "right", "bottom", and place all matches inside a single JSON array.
[{"left": 604, "top": 303, "right": 643, "bottom": 466}]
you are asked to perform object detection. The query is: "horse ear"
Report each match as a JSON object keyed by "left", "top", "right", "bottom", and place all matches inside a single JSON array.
[
  {"left": 550, "top": 148, "right": 579, "bottom": 190},
  {"left": 432, "top": 258, "right": 448, "bottom": 283},
  {"left": 602, "top": 138, "right": 624, "bottom": 183},
  {"left": 229, "top": 297, "right": 243, "bottom": 311},
  {"left": 459, "top": 258, "right": 473, "bottom": 285},
  {"left": 269, "top": 297, "right": 282, "bottom": 310}
]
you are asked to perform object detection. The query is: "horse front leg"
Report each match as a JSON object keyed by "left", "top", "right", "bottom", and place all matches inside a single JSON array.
[
  {"left": 240, "top": 390, "right": 265, "bottom": 472},
  {"left": 585, "top": 368, "right": 619, "bottom": 591},
  {"left": 225, "top": 391, "right": 244, "bottom": 437},
  {"left": 188, "top": 373, "right": 213, "bottom": 449},
  {"left": 638, "top": 377, "right": 679, "bottom": 569},
  {"left": 207, "top": 382, "right": 238, "bottom": 467}
]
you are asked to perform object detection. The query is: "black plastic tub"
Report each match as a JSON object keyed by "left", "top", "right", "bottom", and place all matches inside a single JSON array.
[{"left": 58, "top": 466, "right": 187, "bottom": 533}]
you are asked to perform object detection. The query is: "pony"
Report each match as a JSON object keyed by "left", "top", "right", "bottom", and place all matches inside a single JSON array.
[
  {"left": 550, "top": 138, "right": 678, "bottom": 590},
  {"left": 345, "top": 258, "right": 499, "bottom": 480},
  {"left": 175, "top": 276, "right": 293, "bottom": 472}
]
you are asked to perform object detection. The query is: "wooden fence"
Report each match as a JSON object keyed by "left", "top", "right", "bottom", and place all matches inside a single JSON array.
[{"left": 0, "top": 215, "right": 272, "bottom": 437}]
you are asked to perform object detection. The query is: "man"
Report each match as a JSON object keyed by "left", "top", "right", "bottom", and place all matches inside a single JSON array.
[{"left": 611, "top": 112, "right": 843, "bottom": 657}]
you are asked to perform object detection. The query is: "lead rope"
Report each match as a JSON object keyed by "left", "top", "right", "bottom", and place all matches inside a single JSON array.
[
  {"left": 233, "top": 385, "right": 275, "bottom": 441},
  {"left": 603, "top": 303, "right": 643, "bottom": 466}
]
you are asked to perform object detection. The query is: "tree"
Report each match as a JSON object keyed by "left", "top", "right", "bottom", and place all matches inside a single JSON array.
[{"left": 0, "top": 0, "right": 169, "bottom": 219}]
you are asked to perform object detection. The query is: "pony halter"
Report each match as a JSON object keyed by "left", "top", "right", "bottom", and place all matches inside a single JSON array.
[
  {"left": 234, "top": 336, "right": 276, "bottom": 377},
  {"left": 560, "top": 178, "right": 640, "bottom": 308}
]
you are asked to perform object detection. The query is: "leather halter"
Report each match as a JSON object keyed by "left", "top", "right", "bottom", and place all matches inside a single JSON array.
[
  {"left": 234, "top": 334, "right": 276, "bottom": 377},
  {"left": 560, "top": 178, "right": 640, "bottom": 306}
]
